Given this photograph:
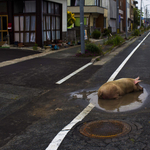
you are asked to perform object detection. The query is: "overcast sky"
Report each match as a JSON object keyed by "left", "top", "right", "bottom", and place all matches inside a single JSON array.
[
  {"left": 137, "top": 0, "right": 150, "bottom": 9},
  {"left": 137, "top": 0, "right": 150, "bottom": 17}
]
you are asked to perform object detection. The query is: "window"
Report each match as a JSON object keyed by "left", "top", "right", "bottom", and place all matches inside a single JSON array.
[
  {"left": 14, "top": 0, "right": 36, "bottom": 13},
  {"left": 43, "top": 1, "right": 61, "bottom": 43},
  {"left": 24, "top": 1, "right": 36, "bottom": 13},
  {"left": 55, "top": 4, "right": 60, "bottom": 14},
  {"left": 14, "top": 15, "right": 36, "bottom": 43}
]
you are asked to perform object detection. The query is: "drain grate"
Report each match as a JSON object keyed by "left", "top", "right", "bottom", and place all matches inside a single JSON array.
[{"left": 80, "top": 120, "right": 131, "bottom": 139}]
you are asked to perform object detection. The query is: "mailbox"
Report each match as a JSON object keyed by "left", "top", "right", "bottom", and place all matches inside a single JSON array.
[{"left": 8, "top": 23, "right": 12, "bottom": 31}]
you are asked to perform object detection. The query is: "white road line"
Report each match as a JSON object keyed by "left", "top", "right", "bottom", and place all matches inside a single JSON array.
[
  {"left": 46, "top": 32, "right": 150, "bottom": 150},
  {"left": 108, "top": 32, "right": 150, "bottom": 82},
  {"left": 46, "top": 103, "right": 95, "bottom": 150},
  {"left": 56, "top": 62, "right": 92, "bottom": 84},
  {"left": 0, "top": 51, "right": 52, "bottom": 68}
]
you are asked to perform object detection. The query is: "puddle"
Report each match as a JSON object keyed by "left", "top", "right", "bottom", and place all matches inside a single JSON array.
[{"left": 70, "top": 85, "right": 149, "bottom": 112}]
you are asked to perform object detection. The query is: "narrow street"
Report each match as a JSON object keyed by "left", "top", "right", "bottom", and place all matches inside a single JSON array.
[{"left": 0, "top": 31, "right": 150, "bottom": 150}]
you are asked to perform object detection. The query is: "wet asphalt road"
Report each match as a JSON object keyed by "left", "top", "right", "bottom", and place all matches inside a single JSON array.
[{"left": 0, "top": 31, "right": 150, "bottom": 150}]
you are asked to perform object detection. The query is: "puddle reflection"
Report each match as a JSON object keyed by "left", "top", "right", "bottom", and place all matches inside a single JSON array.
[{"left": 71, "top": 88, "right": 148, "bottom": 112}]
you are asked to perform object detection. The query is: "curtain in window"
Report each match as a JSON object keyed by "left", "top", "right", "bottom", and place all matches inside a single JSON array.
[
  {"left": 44, "top": 31, "right": 46, "bottom": 41},
  {"left": 51, "top": 3, "right": 54, "bottom": 14},
  {"left": 24, "top": 1, "right": 36, "bottom": 13},
  {"left": 52, "top": 17, "right": 55, "bottom": 30},
  {"left": 85, "top": 0, "right": 97, "bottom": 5},
  {"left": 55, "top": 4, "right": 59, "bottom": 14},
  {"left": 46, "top": 16, "right": 50, "bottom": 30},
  {"left": 75, "top": 0, "right": 80, "bottom": 6},
  {"left": 25, "top": 33, "right": 29, "bottom": 42},
  {"left": 20, "top": 16, "right": 24, "bottom": 31},
  {"left": 20, "top": 33, "right": 23, "bottom": 42},
  {"left": 31, "top": 16, "right": 36, "bottom": 31},
  {"left": 47, "top": 31, "right": 51, "bottom": 40},
  {"left": 56, "top": 17, "right": 60, "bottom": 30},
  {"left": 30, "top": 33, "right": 35, "bottom": 42},
  {"left": 15, "top": 33, "right": 19, "bottom": 42},
  {"left": 25, "top": 16, "right": 30, "bottom": 31},
  {"left": 48, "top": 3, "right": 51, "bottom": 13},
  {"left": 52, "top": 31, "right": 55, "bottom": 40},
  {"left": 43, "top": 16, "right": 46, "bottom": 30},
  {"left": 56, "top": 31, "right": 60, "bottom": 39},
  {"left": 43, "top": 2, "right": 47, "bottom": 13},
  {"left": 14, "top": 16, "right": 19, "bottom": 31}
]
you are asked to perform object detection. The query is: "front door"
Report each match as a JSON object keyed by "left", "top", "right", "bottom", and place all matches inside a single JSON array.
[{"left": 0, "top": 15, "right": 8, "bottom": 46}]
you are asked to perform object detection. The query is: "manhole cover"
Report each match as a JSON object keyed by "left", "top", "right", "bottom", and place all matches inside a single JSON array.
[{"left": 80, "top": 120, "right": 131, "bottom": 139}]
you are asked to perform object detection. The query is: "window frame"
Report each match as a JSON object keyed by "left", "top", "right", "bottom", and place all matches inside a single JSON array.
[
  {"left": 14, "top": 14, "right": 36, "bottom": 44},
  {"left": 43, "top": 1, "right": 62, "bottom": 43}
]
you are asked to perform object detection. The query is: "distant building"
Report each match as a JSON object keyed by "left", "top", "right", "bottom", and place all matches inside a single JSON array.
[{"left": 67, "top": 0, "right": 108, "bottom": 33}]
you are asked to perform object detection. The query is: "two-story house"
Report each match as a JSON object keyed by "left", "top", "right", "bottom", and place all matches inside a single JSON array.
[
  {"left": 67, "top": 0, "right": 108, "bottom": 33},
  {"left": 0, "top": 0, "right": 67, "bottom": 47}
]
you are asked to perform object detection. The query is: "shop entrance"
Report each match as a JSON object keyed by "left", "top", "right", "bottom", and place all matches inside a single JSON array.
[{"left": 0, "top": 15, "right": 8, "bottom": 46}]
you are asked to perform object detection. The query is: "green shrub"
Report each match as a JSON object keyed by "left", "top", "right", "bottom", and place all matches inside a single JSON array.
[
  {"left": 105, "top": 35, "right": 124, "bottom": 46},
  {"left": 113, "top": 35, "right": 124, "bottom": 46},
  {"left": 132, "top": 29, "right": 140, "bottom": 36},
  {"left": 103, "top": 28, "right": 111, "bottom": 37},
  {"left": 92, "top": 30, "right": 101, "bottom": 39},
  {"left": 105, "top": 37, "right": 114, "bottom": 45},
  {"left": 76, "top": 43, "right": 103, "bottom": 57},
  {"left": 33, "top": 43, "right": 38, "bottom": 50},
  {"left": 86, "top": 43, "right": 100, "bottom": 54}
]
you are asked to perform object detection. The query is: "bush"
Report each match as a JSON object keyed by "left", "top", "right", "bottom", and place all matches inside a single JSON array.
[
  {"left": 113, "top": 35, "right": 124, "bottom": 46},
  {"left": 33, "top": 43, "right": 38, "bottom": 50},
  {"left": 76, "top": 43, "right": 103, "bottom": 57},
  {"left": 92, "top": 30, "right": 101, "bottom": 39},
  {"left": 132, "top": 29, "right": 140, "bottom": 36},
  {"left": 86, "top": 43, "right": 100, "bottom": 54},
  {"left": 105, "top": 35, "right": 124, "bottom": 46},
  {"left": 105, "top": 37, "right": 114, "bottom": 45},
  {"left": 103, "top": 28, "right": 111, "bottom": 37}
]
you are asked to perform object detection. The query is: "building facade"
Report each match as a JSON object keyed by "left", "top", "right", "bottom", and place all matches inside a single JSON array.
[
  {"left": 67, "top": 0, "right": 108, "bottom": 33},
  {"left": 0, "top": 0, "right": 67, "bottom": 47}
]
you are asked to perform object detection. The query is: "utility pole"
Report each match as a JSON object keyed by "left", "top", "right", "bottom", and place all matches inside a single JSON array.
[
  {"left": 80, "top": 0, "right": 85, "bottom": 54},
  {"left": 126, "top": 0, "right": 128, "bottom": 39},
  {"left": 116, "top": 0, "right": 119, "bottom": 33},
  {"left": 146, "top": 6, "right": 147, "bottom": 28},
  {"left": 140, "top": 0, "right": 142, "bottom": 28}
]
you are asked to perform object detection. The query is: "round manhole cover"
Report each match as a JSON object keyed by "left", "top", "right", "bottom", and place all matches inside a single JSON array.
[{"left": 80, "top": 120, "right": 131, "bottom": 139}]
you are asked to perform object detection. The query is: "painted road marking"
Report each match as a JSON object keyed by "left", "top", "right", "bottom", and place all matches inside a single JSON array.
[
  {"left": 46, "top": 103, "right": 95, "bottom": 150},
  {"left": 108, "top": 31, "right": 150, "bottom": 81},
  {"left": 46, "top": 32, "right": 150, "bottom": 150},
  {"left": 0, "top": 52, "right": 52, "bottom": 68},
  {"left": 56, "top": 62, "right": 92, "bottom": 84}
]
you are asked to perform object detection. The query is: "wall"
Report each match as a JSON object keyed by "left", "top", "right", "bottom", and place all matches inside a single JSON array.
[{"left": 110, "top": 0, "right": 116, "bottom": 19}]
